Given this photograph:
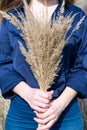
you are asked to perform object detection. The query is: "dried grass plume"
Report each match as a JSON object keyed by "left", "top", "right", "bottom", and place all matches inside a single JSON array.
[{"left": 0, "top": 0, "right": 85, "bottom": 92}]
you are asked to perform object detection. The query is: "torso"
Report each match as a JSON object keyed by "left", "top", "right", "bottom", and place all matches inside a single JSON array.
[{"left": 29, "top": 0, "right": 58, "bottom": 23}]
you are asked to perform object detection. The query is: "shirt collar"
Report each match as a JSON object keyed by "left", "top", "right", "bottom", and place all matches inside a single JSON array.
[{"left": 51, "top": 0, "right": 65, "bottom": 23}]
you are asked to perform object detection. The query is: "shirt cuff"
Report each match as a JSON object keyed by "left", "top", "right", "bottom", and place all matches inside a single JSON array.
[{"left": 0, "top": 70, "right": 25, "bottom": 99}]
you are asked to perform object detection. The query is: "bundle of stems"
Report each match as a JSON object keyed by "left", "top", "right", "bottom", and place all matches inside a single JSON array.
[{"left": 0, "top": 0, "right": 85, "bottom": 127}]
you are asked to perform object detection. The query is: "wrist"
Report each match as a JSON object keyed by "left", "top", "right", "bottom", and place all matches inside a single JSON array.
[
  {"left": 56, "top": 87, "right": 77, "bottom": 110},
  {"left": 12, "top": 81, "right": 32, "bottom": 98}
]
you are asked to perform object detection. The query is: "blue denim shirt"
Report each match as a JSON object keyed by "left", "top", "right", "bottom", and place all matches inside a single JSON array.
[{"left": 0, "top": 0, "right": 87, "bottom": 99}]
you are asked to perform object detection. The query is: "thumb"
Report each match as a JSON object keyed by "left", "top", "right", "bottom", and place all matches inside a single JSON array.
[{"left": 47, "top": 90, "right": 54, "bottom": 100}]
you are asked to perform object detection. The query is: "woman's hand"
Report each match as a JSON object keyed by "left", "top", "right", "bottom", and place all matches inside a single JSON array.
[
  {"left": 34, "top": 87, "right": 77, "bottom": 130},
  {"left": 12, "top": 81, "right": 54, "bottom": 113},
  {"left": 26, "top": 87, "right": 54, "bottom": 113},
  {"left": 34, "top": 98, "right": 65, "bottom": 130}
]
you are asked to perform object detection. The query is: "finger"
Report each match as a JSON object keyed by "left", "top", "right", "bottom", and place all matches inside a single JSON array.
[
  {"left": 38, "top": 90, "right": 53, "bottom": 100},
  {"left": 35, "top": 96, "right": 50, "bottom": 104},
  {"left": 34, "top": 114, "right": 55, "bottom": 125},
  {"left": 35, "top": 107, "right": 53, "bottom": 119},
  {"left": 38, "top": 91, "right": 50, "bottom": 99},
  {"left": 47, "top": 90, "right": 54, "bottom": 96},
  {"left": 34, "top": 101, "right": 50, "bottom": 109},
  {"left": 37, "top": 128, "right": 48, "bottom": 130},
  {"left": 34, "top": 111, "right": 49, "bottom": 119},
  {"left": 47, "top": 90, "right": 54, "bottom": 100},
  {"left": 33, "top": 106, "right": 48, "bottom": 113},
  {"left": 37, "top": 129, "right": 49, "bottom": 130},
  {"left": 37, "top": 119, "right": 55, "bottom": 130}
]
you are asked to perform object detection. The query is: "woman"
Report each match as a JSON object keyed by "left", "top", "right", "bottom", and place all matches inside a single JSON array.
[{"left": 0, "top": 0, "right": 87, "bottom": 130}]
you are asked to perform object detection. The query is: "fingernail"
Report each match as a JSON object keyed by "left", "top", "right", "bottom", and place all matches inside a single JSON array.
[{"left": 33, "top": 117, "right": 36, "bottom": 121}]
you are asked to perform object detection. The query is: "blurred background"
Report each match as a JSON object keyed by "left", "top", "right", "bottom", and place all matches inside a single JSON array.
[
  {"left": 75, "top": 0, "right": 87, "bottom": 13},
  {"left": 0, "top": 0, "right": 87, "bottom": 130},
  {"left": 74, "top": 1, "right": 87, "bottom": 130}
]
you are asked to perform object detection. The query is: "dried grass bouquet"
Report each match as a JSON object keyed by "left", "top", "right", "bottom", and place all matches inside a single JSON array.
[{"left": 0, "top": 0, "right": 85, "bottom": 127}]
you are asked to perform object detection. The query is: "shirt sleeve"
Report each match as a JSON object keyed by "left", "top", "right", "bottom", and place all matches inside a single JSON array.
[
  {"left": 66, "top": 17, "right": 87, "bottom": 98},
  {"left": 0, "top": 18, "right": 25, "bottom": 99}
]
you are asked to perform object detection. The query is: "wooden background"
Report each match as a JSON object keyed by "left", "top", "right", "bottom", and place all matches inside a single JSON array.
[{"left": 79, "top": 99, "right": 87, "bottom": 130}]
